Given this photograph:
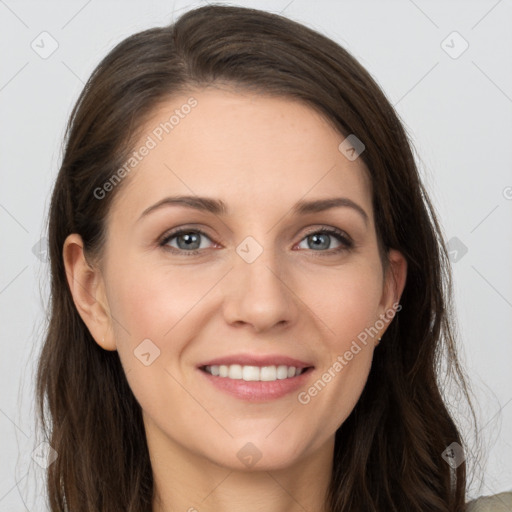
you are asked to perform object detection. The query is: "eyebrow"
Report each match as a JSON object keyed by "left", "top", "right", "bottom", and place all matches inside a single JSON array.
[{"left": 138, "top": 195, "right": 368, "bottom": 225}]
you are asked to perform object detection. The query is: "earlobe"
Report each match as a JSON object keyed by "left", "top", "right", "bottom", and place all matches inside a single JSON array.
[{"left": 62, "top": 234, "right": 117, "bottom": 351}]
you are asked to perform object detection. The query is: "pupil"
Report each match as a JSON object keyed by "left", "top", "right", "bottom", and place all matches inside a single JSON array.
[
  {"left": 179, "top": 232, "right": 200, "bottom": 250},
  {"left": 310, "top": 234, "right": 329, "bottom": 250}
]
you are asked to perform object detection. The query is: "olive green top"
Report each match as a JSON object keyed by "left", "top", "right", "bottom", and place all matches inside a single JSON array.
[{"left": 466, "top": 491, "right": 512, "bottom": 511}]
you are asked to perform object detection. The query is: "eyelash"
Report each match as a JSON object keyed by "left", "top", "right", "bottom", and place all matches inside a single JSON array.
[{"left": 158, "top": 227, "right": 354, "bottom": 257}]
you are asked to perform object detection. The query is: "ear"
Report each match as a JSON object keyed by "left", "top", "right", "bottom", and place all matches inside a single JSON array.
[
  {"left": 377, "top": 248, "right": 407, "bottom": 335},
  {"left": 62, "top": 233, "right": 116, "bottom": 351}
]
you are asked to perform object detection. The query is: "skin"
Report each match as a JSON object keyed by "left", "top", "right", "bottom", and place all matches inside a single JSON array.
[{"left": 64, "top": 87, "right": 407, "bottom": 512}]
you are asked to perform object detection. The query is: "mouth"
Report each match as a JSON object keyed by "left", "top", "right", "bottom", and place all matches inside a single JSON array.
[
  {"left": 198, "top": 364, "right": 314, "bottom": 402},
  {"left": 196, "top": 353, "right": 315, "bottom": 401},
  {"left": 200, "top": 364, "right": 314, "bottom": 382}
]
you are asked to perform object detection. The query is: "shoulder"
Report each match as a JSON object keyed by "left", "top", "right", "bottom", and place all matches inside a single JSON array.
[{"left": 466, "top": 491, "right": 512, "bottom": 511}]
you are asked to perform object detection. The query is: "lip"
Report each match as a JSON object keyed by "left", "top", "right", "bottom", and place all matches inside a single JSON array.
[
  {"left": 197, "top": 353, "right": 314, "bottom": 370},
  {"left": 198, "top": 366, "right": 314, "bottom": 402}
]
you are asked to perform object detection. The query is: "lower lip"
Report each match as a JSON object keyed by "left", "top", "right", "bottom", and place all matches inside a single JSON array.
[{"left": 197, "top": 367, "right": 314, "bottom": 402}]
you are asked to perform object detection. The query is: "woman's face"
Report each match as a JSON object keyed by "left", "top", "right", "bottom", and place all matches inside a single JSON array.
[{"left": 69, "top": 87, "right": 406, "bottom": 471}]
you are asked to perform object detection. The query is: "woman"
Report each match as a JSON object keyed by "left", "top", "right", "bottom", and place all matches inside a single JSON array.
[{"left": 35, "top": 4, "right": 509, "bottom": 511}]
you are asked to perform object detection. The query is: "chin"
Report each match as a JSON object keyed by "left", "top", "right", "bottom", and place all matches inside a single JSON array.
[{"left": 207, "top": 436, "right": 309, "bottom": 472}]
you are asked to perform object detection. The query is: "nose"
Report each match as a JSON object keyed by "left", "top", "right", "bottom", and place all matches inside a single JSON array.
[{"left": 221, "top": 243, "right": 297, "bottom": 333}]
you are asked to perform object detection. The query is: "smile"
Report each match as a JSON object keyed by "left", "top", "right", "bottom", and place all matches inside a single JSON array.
[{"left": 202, "top": 364, "right": 309, "bottom": 382}]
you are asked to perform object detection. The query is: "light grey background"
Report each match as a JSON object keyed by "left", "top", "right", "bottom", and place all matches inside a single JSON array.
[{"left": 1, "top": 0, "right": 511, "bottom": 509}]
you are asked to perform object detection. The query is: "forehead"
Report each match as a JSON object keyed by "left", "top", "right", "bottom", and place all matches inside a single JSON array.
[{"left": 110, "top": 87, "right": 373, "bottom": 223}]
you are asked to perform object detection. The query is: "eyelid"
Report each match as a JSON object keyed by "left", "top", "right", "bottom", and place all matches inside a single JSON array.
[
  {"left": 158, "top": 226, "right": 217, "bottom": 249},
  {"left": 299, "top": 225, "right": 352, "bottom": 242},
  {"left": 295, "top": 226, "right": 354, "bottom": 254}
]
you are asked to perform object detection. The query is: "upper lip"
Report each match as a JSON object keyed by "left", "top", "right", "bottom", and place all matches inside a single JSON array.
[{"left": 198, "top": 353, "right": 314, "bottom": 369}]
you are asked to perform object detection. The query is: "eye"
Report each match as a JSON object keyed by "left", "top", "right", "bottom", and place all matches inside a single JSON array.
[
  {"left": 159, "top": 228, "right": 214, "bottom": 255},
  {"left": 159, "top": 226, "right": 354, "bottom": 256},
  {"left": 296, "top": 227, "right": 353, "bottom": 254}
]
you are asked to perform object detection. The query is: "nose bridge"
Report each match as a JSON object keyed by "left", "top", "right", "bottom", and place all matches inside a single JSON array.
[{"left": 223, "top": 234, "right": 295, "bottom": 331}]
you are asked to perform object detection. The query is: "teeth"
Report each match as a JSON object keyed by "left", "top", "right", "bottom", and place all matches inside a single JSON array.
[
  {"left": 229, "top": 364, "right": 242, "bottom": 379},
  {"left": 276, "top": 365, "right": 289, "bottom": 379},
  {"left": 260, "top": 366, "right": 277, "bottom": 381},
  {"left": 242, "top": 365, "right": 259, "bottom": 381},
  {"left": 204, "top": 364, "right": 305, "bottom": 381}
]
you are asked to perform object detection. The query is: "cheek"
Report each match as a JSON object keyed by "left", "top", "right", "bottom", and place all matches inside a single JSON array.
[
  {"left": 302, "top": 259, "right": 383, "bottom": 345},
  {"left": 104, "top": 261, "right": 211, "bottom": 418},
  {"left": 107, "top": 259, "right": 215, "bottom": 341},
  {"left": 297, "top": 261, "right": 381, "bottom": 426}
]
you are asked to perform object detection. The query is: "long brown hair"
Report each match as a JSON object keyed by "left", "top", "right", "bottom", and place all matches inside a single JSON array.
[{"left": 36, "top": 4, "right": 478, "bottom": 510}]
